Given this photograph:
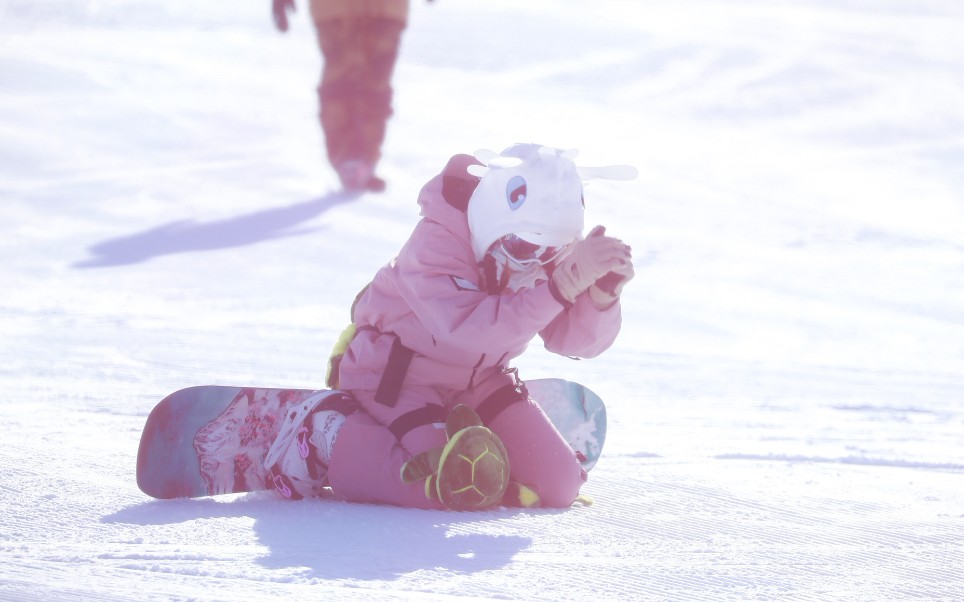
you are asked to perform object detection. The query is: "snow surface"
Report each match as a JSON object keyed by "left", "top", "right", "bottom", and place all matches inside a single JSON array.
[{"left": 2, "top": 0, "right": 964, "bottom": 599}]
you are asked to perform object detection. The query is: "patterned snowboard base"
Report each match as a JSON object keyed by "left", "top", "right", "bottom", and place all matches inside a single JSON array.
[{"left": 136, "top": 378, "right": 606, "bottom": 500}]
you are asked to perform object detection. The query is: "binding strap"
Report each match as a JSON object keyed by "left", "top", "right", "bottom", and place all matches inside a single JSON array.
[
  {"left": 389, "top": 404, "right": 447, "bottom": 442},
  {"left": 475, "top": 381, "right": 529, "bottom": 425}
]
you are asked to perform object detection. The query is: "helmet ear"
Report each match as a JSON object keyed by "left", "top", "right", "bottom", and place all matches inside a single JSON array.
[{"left": 442, "top": 154, "right": 485, "bottom": 212}]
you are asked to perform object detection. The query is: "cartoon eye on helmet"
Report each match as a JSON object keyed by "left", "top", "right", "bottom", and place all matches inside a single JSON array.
[
  {"left": 506, "top": 175, "right": 527, "bottom": 210},
  {"left": 465, "top": 144, "right": 637, "bottom": 262}
]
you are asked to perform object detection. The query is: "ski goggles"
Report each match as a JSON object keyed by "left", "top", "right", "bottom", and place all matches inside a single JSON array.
[{"left": 497, "top": 233, "right": 572, "bottom": 268}]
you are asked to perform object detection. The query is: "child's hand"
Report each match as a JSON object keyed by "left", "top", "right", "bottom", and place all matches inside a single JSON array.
[
  {"left": 585, "top": 226, "right": 634, "bottom": 309},
  {"left": 550, "top": 226, "right": 632, "bottom": 304}
]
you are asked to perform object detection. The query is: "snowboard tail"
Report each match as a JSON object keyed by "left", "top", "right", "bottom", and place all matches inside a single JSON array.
[
  {"left": 136, "top": 379, "right": 606, "bottom": 500},
  {"left": 136, "top": 387, "right": 317, "bottom": 499}
]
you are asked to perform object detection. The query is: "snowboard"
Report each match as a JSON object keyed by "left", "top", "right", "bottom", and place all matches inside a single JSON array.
[{"left": 136, "top": 378, "right": 606, "bottom": 500}]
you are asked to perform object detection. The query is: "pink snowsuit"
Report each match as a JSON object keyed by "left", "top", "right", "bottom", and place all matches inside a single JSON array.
[{"left": 326, "top": 154, "right": 622, "bottom": 509}]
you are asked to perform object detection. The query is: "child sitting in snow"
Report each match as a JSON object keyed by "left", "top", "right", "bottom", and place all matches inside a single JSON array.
[{"left": 265, "top": 144, "right": 636, "bottom": 509}]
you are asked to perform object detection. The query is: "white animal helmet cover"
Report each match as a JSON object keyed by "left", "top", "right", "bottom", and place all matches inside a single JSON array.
[{"left": 466, "top": 144, "right": 637, "bottom": 261}]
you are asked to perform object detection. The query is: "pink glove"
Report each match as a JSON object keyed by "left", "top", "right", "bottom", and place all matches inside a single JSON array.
[
  {"left": 272, "top": 0, "right": 296, "bottom": 32},
  {"left": 551, "top": 226, "right": 632, "bottom": 305}
]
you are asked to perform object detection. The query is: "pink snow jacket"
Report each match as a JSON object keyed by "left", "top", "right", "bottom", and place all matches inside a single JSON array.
[{"left": 337, "top": 154, "right": 622, "bottom": 396}]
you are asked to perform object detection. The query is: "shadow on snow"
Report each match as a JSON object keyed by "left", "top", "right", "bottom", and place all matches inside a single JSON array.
[
  {"left": 103, "top": 495, "right": 534, "bottom": 580},
  {"left": 73, "top": 191, "right": 356, "bottom": 268}
]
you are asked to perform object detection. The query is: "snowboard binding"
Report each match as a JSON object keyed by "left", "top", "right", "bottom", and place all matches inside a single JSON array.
[{"left": 263, "top": 390, "right": 359, "bottom": 500}]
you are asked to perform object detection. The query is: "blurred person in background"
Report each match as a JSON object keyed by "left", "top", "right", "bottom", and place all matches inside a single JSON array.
[{"left": 273, "top": 0, "right": 425, "bottom": 193}]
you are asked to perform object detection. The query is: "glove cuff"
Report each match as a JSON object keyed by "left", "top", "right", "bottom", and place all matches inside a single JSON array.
[
  {"left": 588, "top": 285, "right": 617, "bottom": 310},
  {"left": 548, "top": 278, "right": 574, "bottom": 309}
]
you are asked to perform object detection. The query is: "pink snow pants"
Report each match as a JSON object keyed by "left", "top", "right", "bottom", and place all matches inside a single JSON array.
[{"left": 326, "top": 372, "right": 587, "bottom": 509}]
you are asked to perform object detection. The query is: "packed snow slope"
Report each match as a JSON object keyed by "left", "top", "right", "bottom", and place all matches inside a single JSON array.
[{"left": 2, "top": 0, "right": 963, "bottom": 600}]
